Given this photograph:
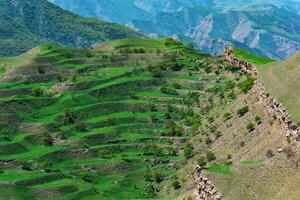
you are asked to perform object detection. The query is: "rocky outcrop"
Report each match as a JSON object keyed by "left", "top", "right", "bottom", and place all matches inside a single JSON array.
[
  {"left": 193, "top": 166, "right": 223, "bottom": 200},
  {"left": 224, "top": 46, "right": 300, "bottom": 145},
  {"left": 0, "top": 159, "right": 19, "bottom": 168}
]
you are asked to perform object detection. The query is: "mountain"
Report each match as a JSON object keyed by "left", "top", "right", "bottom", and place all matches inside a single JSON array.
[
  {"left": 0, "top": 0, "right": 142, "bottom": 56},
  {"left": 49, "top": 0, "right": 300, "bottom": 59}
]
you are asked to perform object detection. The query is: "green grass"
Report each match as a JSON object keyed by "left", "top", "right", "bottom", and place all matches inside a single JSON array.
[
  {"left": 241, "top": 160, "right": 264, "bottom": 166},
  {"left": 206, "top": 164, "right": 233, "bottom": 176},
  {"left": 233, "top": 47, "right": 274, "bottom": 65}
]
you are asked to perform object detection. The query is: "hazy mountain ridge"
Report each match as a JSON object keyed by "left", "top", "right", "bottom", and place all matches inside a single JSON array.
[{"left": 49, "top": 0, "right": 300, "bottom": 59}]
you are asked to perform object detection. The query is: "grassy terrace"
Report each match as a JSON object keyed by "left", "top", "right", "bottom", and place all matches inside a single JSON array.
[{"left": 0, "top": 39, "right": 245, "bottom": 199}]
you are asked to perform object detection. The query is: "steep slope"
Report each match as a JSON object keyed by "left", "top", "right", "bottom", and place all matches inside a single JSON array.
[
  {"left": 0, "top": 0, "right": 142, "bottom": 56},
  {"left": 48, "top": 0, "right": 300, "bottom": 60}
]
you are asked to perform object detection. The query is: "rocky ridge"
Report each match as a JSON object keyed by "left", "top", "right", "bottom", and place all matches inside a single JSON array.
[
  {"left": 224, "top": 46, "right": 300, "bottom": 146},
  {"left": 193, "top": 166, "right": 223, "bottom": 200}
]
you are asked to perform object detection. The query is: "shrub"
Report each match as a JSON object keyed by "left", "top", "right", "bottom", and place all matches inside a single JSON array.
[
  {"left": 239, "top": 76, "right": 256, "bottom": 93},
  {"left": 205, "top": 137, "right": 212, "bottom": 145},
  {"left": 255, "top": 116, "right": 262, "bottom": 125},
  {"left": 223, "top": 112, "right": 232, "bottom": 121},
  {"left": 206, "top": 151, "right": 216, "bottom": 162},
  {"left": 160, "top": 86, "right": 177, "bottom": 95},
  {"left": 171, "top": 178, "right": 181, "bottom": 190},
  {"left": 246, "top": 123, "right": 255, "bottom": 132},
  {"left": 41, "top": 134, "right": 53, "bottom": 146},
  {"left": 240, "top": 141, "right": 245, "bottom": 147},
  {"left": 237, "top": 106, "right": 249, "bottom": 117},
  {"left": 207, "top": 116, "right": 214, "bottom": 123},
  {"left": 227, "top": 92, "right": 236, "bottom": 100},
  {"left": 184, "top": 143, "right": 194, "bottom": 159},
  {"left": 225, "top": 65, "right": 239, "bottom": 72},
  {"left": 63, "top": 109, "right": 77, "bottom": 124},
  {"left": 163, "top": 38, "right": 180, "bottom": 46},
  {"left": 197, "top": 156, "right": 207, "bottom": 167},
  {"left": 31, "top": 87, "right": 44, "bottom": 97},
  {"left": 266, "top": 149, "right": 274, "bottom": 158},
  {"left": 79, "top": 172, "right": 94, "bottom": 183},
  {"left": 20, "top": 160, "right": 32, "bottom": 171},
  {"left": 38, "top": 66, "right": 45, "bottom": 74},
  {"left": 75, "top": 120, "right": 87, "bottom": 132}
]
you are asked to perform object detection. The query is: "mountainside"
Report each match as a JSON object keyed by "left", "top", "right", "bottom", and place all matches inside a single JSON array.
[
  {"left": 49, "top": 0, "right": 300, "bottom": 60},
  {"left": 0, "top": 0, "right": 142, "bottom": 56},
  {"left": 0, "top": 38, "right": 299, "bottom": 200}
]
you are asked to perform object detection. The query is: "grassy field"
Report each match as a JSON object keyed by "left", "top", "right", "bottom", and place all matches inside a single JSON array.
[{"left": 0, "top": 38, "right": 255, "bottom": 199}]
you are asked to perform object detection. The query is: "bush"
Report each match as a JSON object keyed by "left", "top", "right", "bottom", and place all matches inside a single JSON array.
[
  {"left": 184, "top": 143, "right": 194, "bottom": 159},
  {"left": 20, "top": 160, "right": 32, "bottom": 171},
  {"left": 246, "top": 123, "right": 255, "bottom": 132},
  {"left": 160, "top": 86, "right": 177, "bottom": 95},
  {"left": 225, "top": 65, "right": 239, "bottom": 73},
  {"left": 206, "top": 151, "right": 216, "bottom": 162},
  {"left": 237, "top": 106, "right": 249, "bottom": 117},
  {"left": 31, "top": 87, "right": 44, "bottom": 97},
  {"left": 239, "top": 76, "right": 256, "bottom": 93},
  {"left": 266, "top": 149, "right": 274, "bottom": 158},
  {"left": 38, "top": 66, "right": 45, "bottom": 74},
  {"left": 63, "top": 109, "right": 77, "bottom": 124},
  {"left": 223, "top": 112, "right": 232, "bottom": 121},
  {"left": 41, "top": 134, "right": 53, "bottom": 146},
  {"left": 205, "top": 137, "right": 212, "bottom": 145},
  {"left": 75, "top": 120, "right": 87, "bottom": 132},
  {"left": 171, "top": 178, "right": 181, "bottom": 190},
  {"left": 255, "top": 116, "right": 262, "bottom": 125},
  {"left": 163, "top": 38, "right": 180, "bottom": 46},
  {"left": 197, "top": 156, "right": 207, "bottom": 167},
  {"left": 79, "top": 172, "right": 94, "bottom": 183}
]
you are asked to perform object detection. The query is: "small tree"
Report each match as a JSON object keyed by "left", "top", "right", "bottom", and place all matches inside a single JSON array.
[
  {"left": 246, "top": 123, "right": 255, "bottom": 132},
  {"left": 255, "top": 116, "right": 262, "bottom": 125},
  {"left": 184, "top": 143, "right": 194, "bottom": 159},
  {"left": 266, "top": 149, "right": 274, "bottom": 158},
  {"left": 237, "top": 106, "right": 249, "bottom": 117},
  {"left": 171, "top": 178, "right": 181, "bottom": 190},
  {"left": 75, "top": 120, "right": 87, "bottom": 132},
  {"left": 206, "top": 151, "right": 216, "bottom": 162},
  {"left": 197, "top": 156, "right": 207, "bottom": 167}
]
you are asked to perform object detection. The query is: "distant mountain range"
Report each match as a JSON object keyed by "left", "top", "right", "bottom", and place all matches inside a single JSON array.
[
  {"left": 49, "top": 0, "right": 300, "bottom": 59},
  {"left": 0, "top": 0, "right": 142, "bottom": 56}
]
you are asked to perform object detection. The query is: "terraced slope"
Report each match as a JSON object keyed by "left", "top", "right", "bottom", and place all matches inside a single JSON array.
[
  {"left": 1, "top": 39, "right": 300, "bottom": 200},
  {"left": 0, "top": 38, "right": 247, "bottom": 200},
  {"left": 0, "top": 40, "right": 241, "bottom": 199}
]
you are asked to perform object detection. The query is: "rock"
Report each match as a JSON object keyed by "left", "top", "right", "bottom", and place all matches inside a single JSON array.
[{"left": 278, "top": 148, "right": 283, "bottom": 153}]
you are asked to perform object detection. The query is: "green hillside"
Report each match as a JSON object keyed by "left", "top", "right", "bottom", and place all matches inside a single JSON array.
[
  {"left": 0, "top": 0, "right": 142, "bottom": 57},
  {"left": 0, "top": 38, "right": 249, "bottom": 199}
]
